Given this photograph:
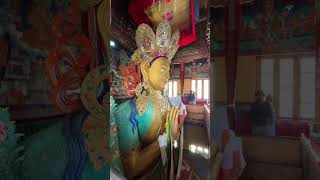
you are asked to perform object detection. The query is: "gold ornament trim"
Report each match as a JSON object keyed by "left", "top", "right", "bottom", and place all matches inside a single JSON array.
[
  {"left": 80, "top": 65, "right": 108, "bottom": 119},
  {"left": 82, "top": 114, "right": 108, "bottom": 170}
]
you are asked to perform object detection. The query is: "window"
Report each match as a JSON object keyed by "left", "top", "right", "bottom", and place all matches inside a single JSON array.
[
  {"left": 197, "top": 80, "right": 202, "bottom": 99},
  {"left": 279, "top": 58, "right": 294, "bottom": 117},
  {"left": 261, "top": 58, "right": 274, "bottom": 97},
  {"left": 191, "top": 80, "right": 196, "bottom": 92},
  {"left": 168, "top": 81, "right": 173, "bottom": 97},
  {"left": 204, "top": 80, "right": 209, "bottom": 100},
  {"left": 260, "top": 55, "right": 316, "bottom": 120},
  {"left": 300, "top": 57, "right": 316, "bottom": 119},
  {"left": 191, "top": 79, "right": 209, "bottom": 100},
  {"left": 165, "top": 80, "right": 178, "bottom": 97},
  {"left": 173, "top": 81, "right": 178, "bottom": 97}
]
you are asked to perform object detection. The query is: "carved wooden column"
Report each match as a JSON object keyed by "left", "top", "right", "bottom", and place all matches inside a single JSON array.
[
  {"left": 224, "top": 0, "right": 240, "bottom": 130},
  {"left": 180, "top": 63, "right": 185, "bottom": 95},
  {"left": 316, "top": 0, "right": 320, "bottom": 123},
  {"left": 88, "top": 7, "right": 99, "bottom": 68}
]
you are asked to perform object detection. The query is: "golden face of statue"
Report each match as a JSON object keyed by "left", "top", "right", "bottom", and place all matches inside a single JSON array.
[{"left": 147, "top": 57, "right": 170, "bottom": 91}]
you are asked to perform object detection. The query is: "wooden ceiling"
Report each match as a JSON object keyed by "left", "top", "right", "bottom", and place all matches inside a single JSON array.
[{"left": 174, "top": 21, "right": 209, "bottom": 64}]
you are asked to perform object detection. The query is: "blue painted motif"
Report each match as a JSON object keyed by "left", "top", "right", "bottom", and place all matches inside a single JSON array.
[
  {"left": 115, "top": 99, "right": 154, "bottom": 153},
  {"left": 64, "top": 111, "right": 88, "bottom": 180}
]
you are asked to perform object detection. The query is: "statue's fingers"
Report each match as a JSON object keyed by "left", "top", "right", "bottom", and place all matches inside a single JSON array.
[
  {"left": 170, "top": 107, "right": 176, "bottom": 122},
  {"left": 174, "top": 108, "right": 179, "bottom": 124},
  {"left": 169, "top": 107, "right": 175, "bottom": 122},
  {"left": 172, "top": 107, "right": 178, "bottom": 123},
  {"left": 166, "top": 112, "right": 170, "bottom": 123}
]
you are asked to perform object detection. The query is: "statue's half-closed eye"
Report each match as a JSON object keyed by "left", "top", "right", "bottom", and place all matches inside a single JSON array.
[{"left": 160, "top": 65, "right": 167, "bottom": 74}]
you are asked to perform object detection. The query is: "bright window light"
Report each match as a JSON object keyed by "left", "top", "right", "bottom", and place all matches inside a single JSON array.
[
  {"left": 204, "top": 148, "right": 209, "bottom": 154},
  {"left": 197, "top": 80, "right": 202, "bottom": 99},
  {"left": 174, "top": 140, "right": 178, "bottom": 148},
  {"left": 190, "top": 145, "right": 196, "bottom": 153},
  {"left": 173, "top": 81, "right": 178, "bottom": 97},
  {"left": 204, "top": 80, "right": 209, "bottom": 100},
  {"left": 110, "top": 40, "right": 116, "bottom": 47},
  {"left": 168, "top": 81, "right": 173, "bottom": 97},
  {"left": 197, "top": 146, "right": 203, "bottom": 152},
  {"left": 191, "top": 80, "right": 196, "bottom": 93}
]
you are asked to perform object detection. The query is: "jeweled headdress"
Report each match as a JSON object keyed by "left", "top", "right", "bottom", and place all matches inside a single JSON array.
[{"left": 132, "top": 20, "right": 180, "bottom": 64}]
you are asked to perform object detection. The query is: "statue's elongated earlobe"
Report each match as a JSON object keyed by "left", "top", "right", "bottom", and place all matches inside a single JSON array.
[{"left": 140, "top": 60, "right": 150, "bottom": 82}]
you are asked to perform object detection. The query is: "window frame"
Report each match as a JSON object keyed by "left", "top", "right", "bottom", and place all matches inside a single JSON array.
[
  {"left": 165, "top": 80, "right": 178, "bottom": 97},
  {"left": 191, "top": 78, "right": 210, "bottom": 100},
  {"left": 258, "top": 53, "right": 316, "bottom": 121}
]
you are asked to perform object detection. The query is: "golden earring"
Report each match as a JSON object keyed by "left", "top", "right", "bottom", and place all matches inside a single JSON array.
[{"left": 135, "top": 81, "right": 152, "bottom": 115}]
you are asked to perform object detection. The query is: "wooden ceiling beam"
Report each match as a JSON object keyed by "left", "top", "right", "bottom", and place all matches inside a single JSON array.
[{"left": 211, "top": 0, "right": 255, "bottom": 8}]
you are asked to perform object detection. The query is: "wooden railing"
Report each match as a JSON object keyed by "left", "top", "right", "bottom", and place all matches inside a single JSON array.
[
  {"left": 301, "top": 135, "right": 320, "bottom": 180},
  {"left": 204, "top": 103, "right": 210, "bottom": 142}
]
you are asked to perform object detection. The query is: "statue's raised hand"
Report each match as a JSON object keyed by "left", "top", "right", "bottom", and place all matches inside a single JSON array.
[{"left": 166, "top": 106, "right": 180, "bottom": 140}]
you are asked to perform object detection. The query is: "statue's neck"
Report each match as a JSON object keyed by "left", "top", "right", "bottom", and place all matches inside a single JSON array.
[
  {"left": 153, "top": 90, "right": 162, "bottom": 96},
  {"left": 150, "top": 89, "right": 171, "bottom": 112}
]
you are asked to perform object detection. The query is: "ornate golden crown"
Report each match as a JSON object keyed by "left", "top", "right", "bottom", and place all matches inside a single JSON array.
[{"left": 131, "top": 21, "right": 180, "bottom": 64}]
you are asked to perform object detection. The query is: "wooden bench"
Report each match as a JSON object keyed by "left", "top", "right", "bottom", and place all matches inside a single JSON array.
[{"left": 239, "top": 135, "right": 320, "bottom": 180}]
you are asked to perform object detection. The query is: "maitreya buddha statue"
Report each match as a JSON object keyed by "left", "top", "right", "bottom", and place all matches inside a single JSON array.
[{"left": 111, "top": 20, "right": 184, "bottom": 179}]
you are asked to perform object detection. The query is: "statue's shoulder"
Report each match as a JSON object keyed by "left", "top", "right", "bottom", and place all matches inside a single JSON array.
[
  {"left": 116, "top": 100, "right": 131, "bottom": 109},
  {"left": 113, "top": 99, "right": 132, "bottom": 126}
]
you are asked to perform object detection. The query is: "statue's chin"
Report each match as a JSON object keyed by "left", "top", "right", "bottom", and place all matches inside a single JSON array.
[
  {"left": 150, "top": 84, "right": 165, "bottom": 91},
  {"left": 153, "top": 87, "right": 164, "bottom": 91}
]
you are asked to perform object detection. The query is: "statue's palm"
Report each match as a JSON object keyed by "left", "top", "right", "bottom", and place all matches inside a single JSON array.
[{"left": 166, "top": 107, "right": 180, "bottom": 140}]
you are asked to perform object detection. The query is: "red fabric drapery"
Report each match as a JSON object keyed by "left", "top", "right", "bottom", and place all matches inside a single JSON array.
[
  {"left": 224, "top": 2, "right": 241, "bottom": 130},
  {"left": 180, "top": 63, "right": 185, "bottom": 95}
]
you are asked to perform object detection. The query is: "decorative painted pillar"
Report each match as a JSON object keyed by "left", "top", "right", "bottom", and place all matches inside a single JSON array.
[
  {"left": 88, "top": 7, "right": 99, "bottom": 68},
  {"left": 224, "top": 0, "right": 240, "bottom": 130},
  {"left": 180, "top": 63, "right": 185, "bottom": 95},
  {"left": 71, "top": 0, "right": 81, "bottom": 22},
  {"left": 97, "top": 0, "right": 110, "bottom": 65}
]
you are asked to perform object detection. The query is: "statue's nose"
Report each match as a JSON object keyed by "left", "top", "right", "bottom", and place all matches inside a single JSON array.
[{"left": 165, "top": 72, "right": 170, "bottom": 79}]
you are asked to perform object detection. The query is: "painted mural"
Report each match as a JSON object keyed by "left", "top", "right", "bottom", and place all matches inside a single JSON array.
[
  {"left": 0, "top": 1, "right": 110, "bottom": 179},
  {"left": 213, "top": 0, "right": 315, "bottom": 53},
  {"left": 172, "top": 64, "right": 181, "bottom": 79},
  {"left": 195, "top": 58, "right": 209, "bottom": 78},
  {"left": 0, "top": 0, "right": 52, "bottom": 108},
  {"left": 171, "top": 59, "right": 209, "bottom": 79},
  {"left": 185, "top": 62, "right": 194, "bottom": 78},
  {"left": 110, "top": 48, "right": 137, "bottom": 99}
]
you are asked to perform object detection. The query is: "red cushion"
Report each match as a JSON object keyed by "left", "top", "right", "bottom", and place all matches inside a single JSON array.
[
  {"left": 276, "top": 120, "right": 310, "bottom": 138},
  {"left": 236, "top": 113, "right": 310, "bottom": 138}
]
